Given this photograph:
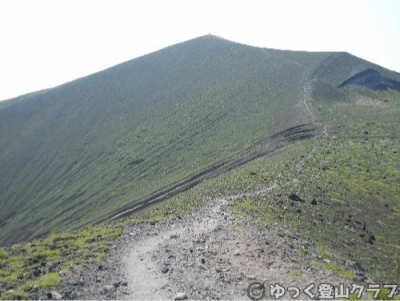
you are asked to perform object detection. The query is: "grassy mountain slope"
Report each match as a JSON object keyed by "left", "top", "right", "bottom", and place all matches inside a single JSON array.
[
  {"left": 128, "top": 82, "right": 400, "bottom": 283},
  {"left": 0, "top": 36, "right": 400, "bottom": 299},
  {"left": 1, "top": 35, "right": 399, "bottom": 250}
]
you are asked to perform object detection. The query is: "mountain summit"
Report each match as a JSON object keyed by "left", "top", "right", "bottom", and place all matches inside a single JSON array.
[{"left": 0, "top": 35, "right": 399, "bottom": 247}]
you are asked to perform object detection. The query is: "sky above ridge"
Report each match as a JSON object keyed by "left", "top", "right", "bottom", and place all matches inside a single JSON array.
[{"left": 0, "top": 0, "right": 399, "bottom": 101}]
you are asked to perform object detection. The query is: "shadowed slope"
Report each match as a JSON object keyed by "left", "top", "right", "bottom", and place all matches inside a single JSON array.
[{"left": 339, "top": 68, "right": 400, "bottom": 91}]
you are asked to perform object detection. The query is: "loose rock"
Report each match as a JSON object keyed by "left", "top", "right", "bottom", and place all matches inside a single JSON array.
[
  {"left": 161, "top": 266, "right": 169, "bottom": 273},
  {"left": 174, "top": 292, "right": 188, "bottom": 300},
  {"left": 51, "top": 292, "right": 63, "bottom": 300},
  {"left": 101, "top": 285, "right": 116, "bottom": 293}
]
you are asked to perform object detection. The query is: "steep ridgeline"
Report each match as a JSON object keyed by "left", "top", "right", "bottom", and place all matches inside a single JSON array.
[{"left": 1, "top": 35, "right": 399, "bottom": 246}]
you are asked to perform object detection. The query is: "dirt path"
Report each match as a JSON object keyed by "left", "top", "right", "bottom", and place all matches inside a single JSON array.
[
  {"left": 57, "top": 185, "right": 370, "bottom": 300},
  {"left": 55, "top": 141, "right": 373, "bottom": 301},
  {"left": 302, "top": 76, "right": 315, "bottom": 123},
  {"left": 119, "top": 188, "right": 280, "bottom": 299},
  {"left": 119, "top": 197, "right": 229, "bottom": 299},
  {"left": 56, "top": 149, "right": 361, "bottom": 300},
  {"left": 261, "top": 48, "right": 315, "bottom": 124},
  {"left": 111, "top": 192, "right": 363, "bottom": 300},
  {"left": 120, "top": 229, "right": 180, "bottom": 299}
]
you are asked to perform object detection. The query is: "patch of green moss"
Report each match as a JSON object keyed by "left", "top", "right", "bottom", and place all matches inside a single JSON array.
[
  {"left": 92, "top": 244, "right": 110, "bottom": 252},
  {"left": 30, "top": 272, "right": 61, "bottom": 288},
  {"left": 300, "top": 248, "right": 312, "bottom": 257},
  {"left": 316, "top": 246, "right": 332, "bottom": 260},
  {"left": 21, "top": 282, "right": 33, "bottom": 291},
  {"left": 269, "top": 237, "right": 279, "bottom": 243},
  {"left": 0, "top": 248, "right": 8, "bottom": 258},
  {"left": 231, "top": 224, "right": 249, "bottom": 232},
  {"left": 0, "top": 224, "right": 123, "bottom": 299},
  {"left": 285, "top": 270, "right": 305, "bottom": 282},
  {"left": 30, "top": 250, "right": 60, "bottom": 258},
  {"left": 313, "top": 261, "right": 355, "bottom": 280},
  {"left": 100, "top": 228, "right": 122, "bottom": 238},
  {"left": 0, "top": 289, "right": 28, "bottom": 300},
  {"left": 94, "top": 252, "right": 107, "bottom": 260},
  {"left": 5, "top": 256, "right": 24, "bottom": 262},
  {"left": 0, "top": 272, "right": 18, "bottom": 282},
  {"left": 7, "top": 260, "right": 24, "bottom": 269},
  {"left": 36, "top": 233, "right": 74, "bottom": 246},
  {"left": 0, "top": 269, "right": 10, "bottom": 275}
]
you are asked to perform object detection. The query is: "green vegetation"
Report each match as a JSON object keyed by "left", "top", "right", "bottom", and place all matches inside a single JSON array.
[
  {"left": 0, "top": 290, "right": 28, "bottom": 300},
  {"left": 0, "top": 249, "right": 8, "bottom": 258},
  {"left": 31, "top": 273, "right": 61, "bottom": 288},
  {"left": 121, "top": 80, "right": 400, "bottom": 283},
  {"left": 285, "top": 270, "right": 305, "bottom": 282},
  {"left": 231, "top": 224, "right": 249, "bottom": 232},
  {"left": 299, "top": 248, "right": 311, "bottom": 257},
  {"left": 1, "top": 35, "right": 399, "bottom": 249},
  {"left": 1, "top": 35, "right": 400, "bottom": 296},
  {"left": 316, "top": 246, "right": 332, "bottom": 260},
  {"left": 269, "top": 236, "right": 279, "bottom": 243},
  {"left": 0, "top": 36, "right": 334, "bottom": 246},
  {"left": 0, "top": 225, "right": 122, "bottom": 299},
  {"left": 313, "top": 262, "right": 355, "bottom": 280}
]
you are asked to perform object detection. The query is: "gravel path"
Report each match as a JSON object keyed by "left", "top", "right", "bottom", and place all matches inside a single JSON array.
[{"left": 55, "top": 193, "right": 370, "bottom": 300}]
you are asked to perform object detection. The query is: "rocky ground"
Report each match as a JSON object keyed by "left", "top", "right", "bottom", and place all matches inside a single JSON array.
[{"left": 45, "top": 193, "right": 375, "bottom": 300}]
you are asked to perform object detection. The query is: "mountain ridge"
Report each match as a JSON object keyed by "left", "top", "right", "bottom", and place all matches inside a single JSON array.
[{"left": 1, "top": 35, "right": 399, "bottom": 247}]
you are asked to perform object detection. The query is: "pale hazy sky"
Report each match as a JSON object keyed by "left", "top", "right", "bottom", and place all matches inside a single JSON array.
[{"left": 1, "top": 0, "right": 399, "bottom": 101}]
